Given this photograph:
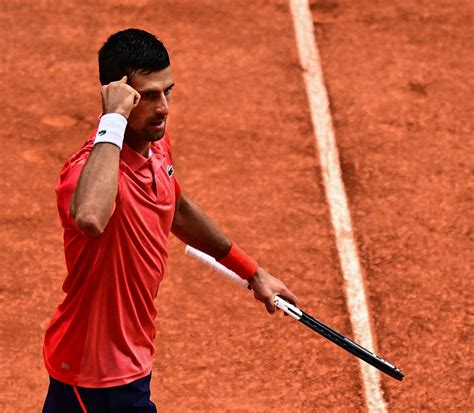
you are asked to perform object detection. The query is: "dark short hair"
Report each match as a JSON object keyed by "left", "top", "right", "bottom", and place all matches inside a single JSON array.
[{"left": 98, "top": 28, "right": 170, "bottom": 85}]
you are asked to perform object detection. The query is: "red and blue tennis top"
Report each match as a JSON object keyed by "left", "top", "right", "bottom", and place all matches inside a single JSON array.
[{"left": 43, "top": 130, "right": 179, "bottom": 388}]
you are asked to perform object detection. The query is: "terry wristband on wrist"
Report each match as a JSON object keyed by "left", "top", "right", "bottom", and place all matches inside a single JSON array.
[
  {"left": 94, "top": 113, "right": 128, "bottom": 150},
  {"left": 218, "top": 242, "right": 259, "bottom": 280}
]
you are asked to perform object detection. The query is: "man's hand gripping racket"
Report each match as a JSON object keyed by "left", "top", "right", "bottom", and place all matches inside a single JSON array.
[{"left": 185, "top": 245, "right": 404, "bottom": 381}]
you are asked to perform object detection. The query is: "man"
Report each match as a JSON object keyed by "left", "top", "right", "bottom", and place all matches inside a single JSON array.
[{"left": 42, "top": 28, "right": 297, "bottom": 412}]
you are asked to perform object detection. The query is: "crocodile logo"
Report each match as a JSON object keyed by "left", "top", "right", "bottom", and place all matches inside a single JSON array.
[
  {"left": 167, "top": 165, "right": 174, "bottom": 177},
  {"left": 98, "top": 130, "right": 106, "bottom": 136}
]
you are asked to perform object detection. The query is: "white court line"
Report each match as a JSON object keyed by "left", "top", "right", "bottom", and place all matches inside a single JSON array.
[{"left": 288, "top": 1, "right": 387, "bottom": 412}]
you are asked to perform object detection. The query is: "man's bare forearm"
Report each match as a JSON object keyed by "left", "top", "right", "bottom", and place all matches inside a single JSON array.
[
  {"left": 171, "top": 191, "right": 299, "bottom": 313},
  {"left": 70, "top": 143, "right": 120, "bottom": 236},
  {"left": 171, "top": 192, "right": 231, "bottom": 260}
]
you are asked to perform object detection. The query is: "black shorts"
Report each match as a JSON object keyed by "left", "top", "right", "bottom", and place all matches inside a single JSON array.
[{"left": 42, "top": 373, "right": 157, "bottom": 413}]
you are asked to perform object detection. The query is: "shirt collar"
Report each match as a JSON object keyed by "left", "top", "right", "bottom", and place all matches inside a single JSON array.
[{"left": 121, "top": 143, "right": 151, "bottom": 172}]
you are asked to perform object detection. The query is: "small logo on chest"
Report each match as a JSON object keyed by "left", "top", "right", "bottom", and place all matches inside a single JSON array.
[{"left": 167, "top": 165, "right": 174, "bottom": 177}]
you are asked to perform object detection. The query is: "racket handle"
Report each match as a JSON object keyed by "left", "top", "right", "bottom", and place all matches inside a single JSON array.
[{"left": 273, "top": 296, "right": 302, "bottom": 320}]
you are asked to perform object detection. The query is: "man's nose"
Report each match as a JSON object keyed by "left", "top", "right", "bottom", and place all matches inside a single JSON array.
[{"left": 155, "top": 94, "right": 169, "bottom": 115}]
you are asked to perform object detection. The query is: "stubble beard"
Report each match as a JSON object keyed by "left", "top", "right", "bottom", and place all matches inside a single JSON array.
[
  {"left": 140, "top": 119, "right": 167, "bottom": 142},
  {"left": 147, "top": 126, "right": 166, "bottom": 142}
]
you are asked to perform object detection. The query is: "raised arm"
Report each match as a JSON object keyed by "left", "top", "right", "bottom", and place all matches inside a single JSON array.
[
  {"left": 172, "top": 192, "right": 298, "bottom": 313},
  {"left": 70, "top": 76, "right": 140, "bottom": 237}
]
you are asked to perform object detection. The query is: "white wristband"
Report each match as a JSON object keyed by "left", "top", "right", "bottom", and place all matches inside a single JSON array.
[{"left": 94, "top": 113, "right": 128, "bottom": 150}]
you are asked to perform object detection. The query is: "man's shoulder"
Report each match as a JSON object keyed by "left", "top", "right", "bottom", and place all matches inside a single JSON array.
[
  {"left": 57, "top": 131, "right": 96, "bottom": 184},
  {"left": 66, "top": 131, "right": 96, "bottom": 164}
]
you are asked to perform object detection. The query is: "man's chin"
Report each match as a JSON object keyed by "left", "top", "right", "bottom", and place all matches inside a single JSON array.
[{"left": 146, "top": 128, "right": 166, "bottom": 142}]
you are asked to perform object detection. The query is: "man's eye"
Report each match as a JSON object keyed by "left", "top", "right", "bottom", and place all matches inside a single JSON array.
[{"left": 164, "top": 89, "right": 172, "bottom": 96}]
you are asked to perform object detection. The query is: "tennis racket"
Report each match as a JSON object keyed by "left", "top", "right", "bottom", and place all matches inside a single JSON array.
[{"left": 185, "top": 245, "right": 404, "bottom": 381}]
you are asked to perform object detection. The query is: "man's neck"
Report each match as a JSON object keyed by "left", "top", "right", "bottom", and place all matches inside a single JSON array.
[{"left": 123, "top": 136, "right": 151, "bottom": 158}]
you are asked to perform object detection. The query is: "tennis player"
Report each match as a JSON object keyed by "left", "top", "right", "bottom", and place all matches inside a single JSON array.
[{"left": 42, "top": 28, "right": 298, "bottom": 412}]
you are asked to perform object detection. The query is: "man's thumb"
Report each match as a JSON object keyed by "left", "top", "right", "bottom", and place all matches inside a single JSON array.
[{"left": 265, "top": 299, "right": 276, "bottom": 314}]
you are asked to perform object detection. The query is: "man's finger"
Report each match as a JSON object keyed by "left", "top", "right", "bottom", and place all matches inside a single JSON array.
[
  {"left": 132, "top": 91, "right": 141, "bottom": 106},
  {"left": 265, "top": 297, "right": 276, "bottom": 314},
  {"left": 280, "top": 290, "right": 298, "bottom": 307},
  {"left": 119, "top": 75, "right": 128, "bottom": 83}
]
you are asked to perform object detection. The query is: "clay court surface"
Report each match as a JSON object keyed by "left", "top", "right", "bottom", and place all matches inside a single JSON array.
[{"left": 0, "top": 0, "right": 472, "bottom": 411}]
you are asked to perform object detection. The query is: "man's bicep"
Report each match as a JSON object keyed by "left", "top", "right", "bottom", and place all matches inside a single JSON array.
[
  {"left": 171, "top": 189, "right": 187, "bottom": 231},
  {"left": 57, "top": 163, "right": 85, "bottom": 228}
]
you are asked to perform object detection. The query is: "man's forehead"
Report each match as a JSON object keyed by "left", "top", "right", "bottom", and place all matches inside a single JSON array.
[{"left": 130, "top": 66, "right": 173, "bottom": 90}]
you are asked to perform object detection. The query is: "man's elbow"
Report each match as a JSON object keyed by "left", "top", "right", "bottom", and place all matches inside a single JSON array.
[{"left": 74, "top": 212, "right": 106, "bottom": 238}]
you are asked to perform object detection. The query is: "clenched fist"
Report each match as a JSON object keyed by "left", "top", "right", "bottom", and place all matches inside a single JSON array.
[{"left": 101, "top": 76, "right": 141, "bottom": 119}]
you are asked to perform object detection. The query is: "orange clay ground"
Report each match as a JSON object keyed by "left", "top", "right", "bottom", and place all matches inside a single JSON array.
[{"left": 0, "top": 1, "right": 472, "bottom": 411}]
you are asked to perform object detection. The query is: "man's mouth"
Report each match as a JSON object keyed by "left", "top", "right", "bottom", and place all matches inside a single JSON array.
[{"left": 149, "top": 118, "right": 166, "bottom": 128}]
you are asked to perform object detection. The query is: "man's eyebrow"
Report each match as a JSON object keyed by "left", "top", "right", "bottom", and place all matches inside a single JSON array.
[{"left": 138, "top": 83, "right": 175, "bottom": 94}]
